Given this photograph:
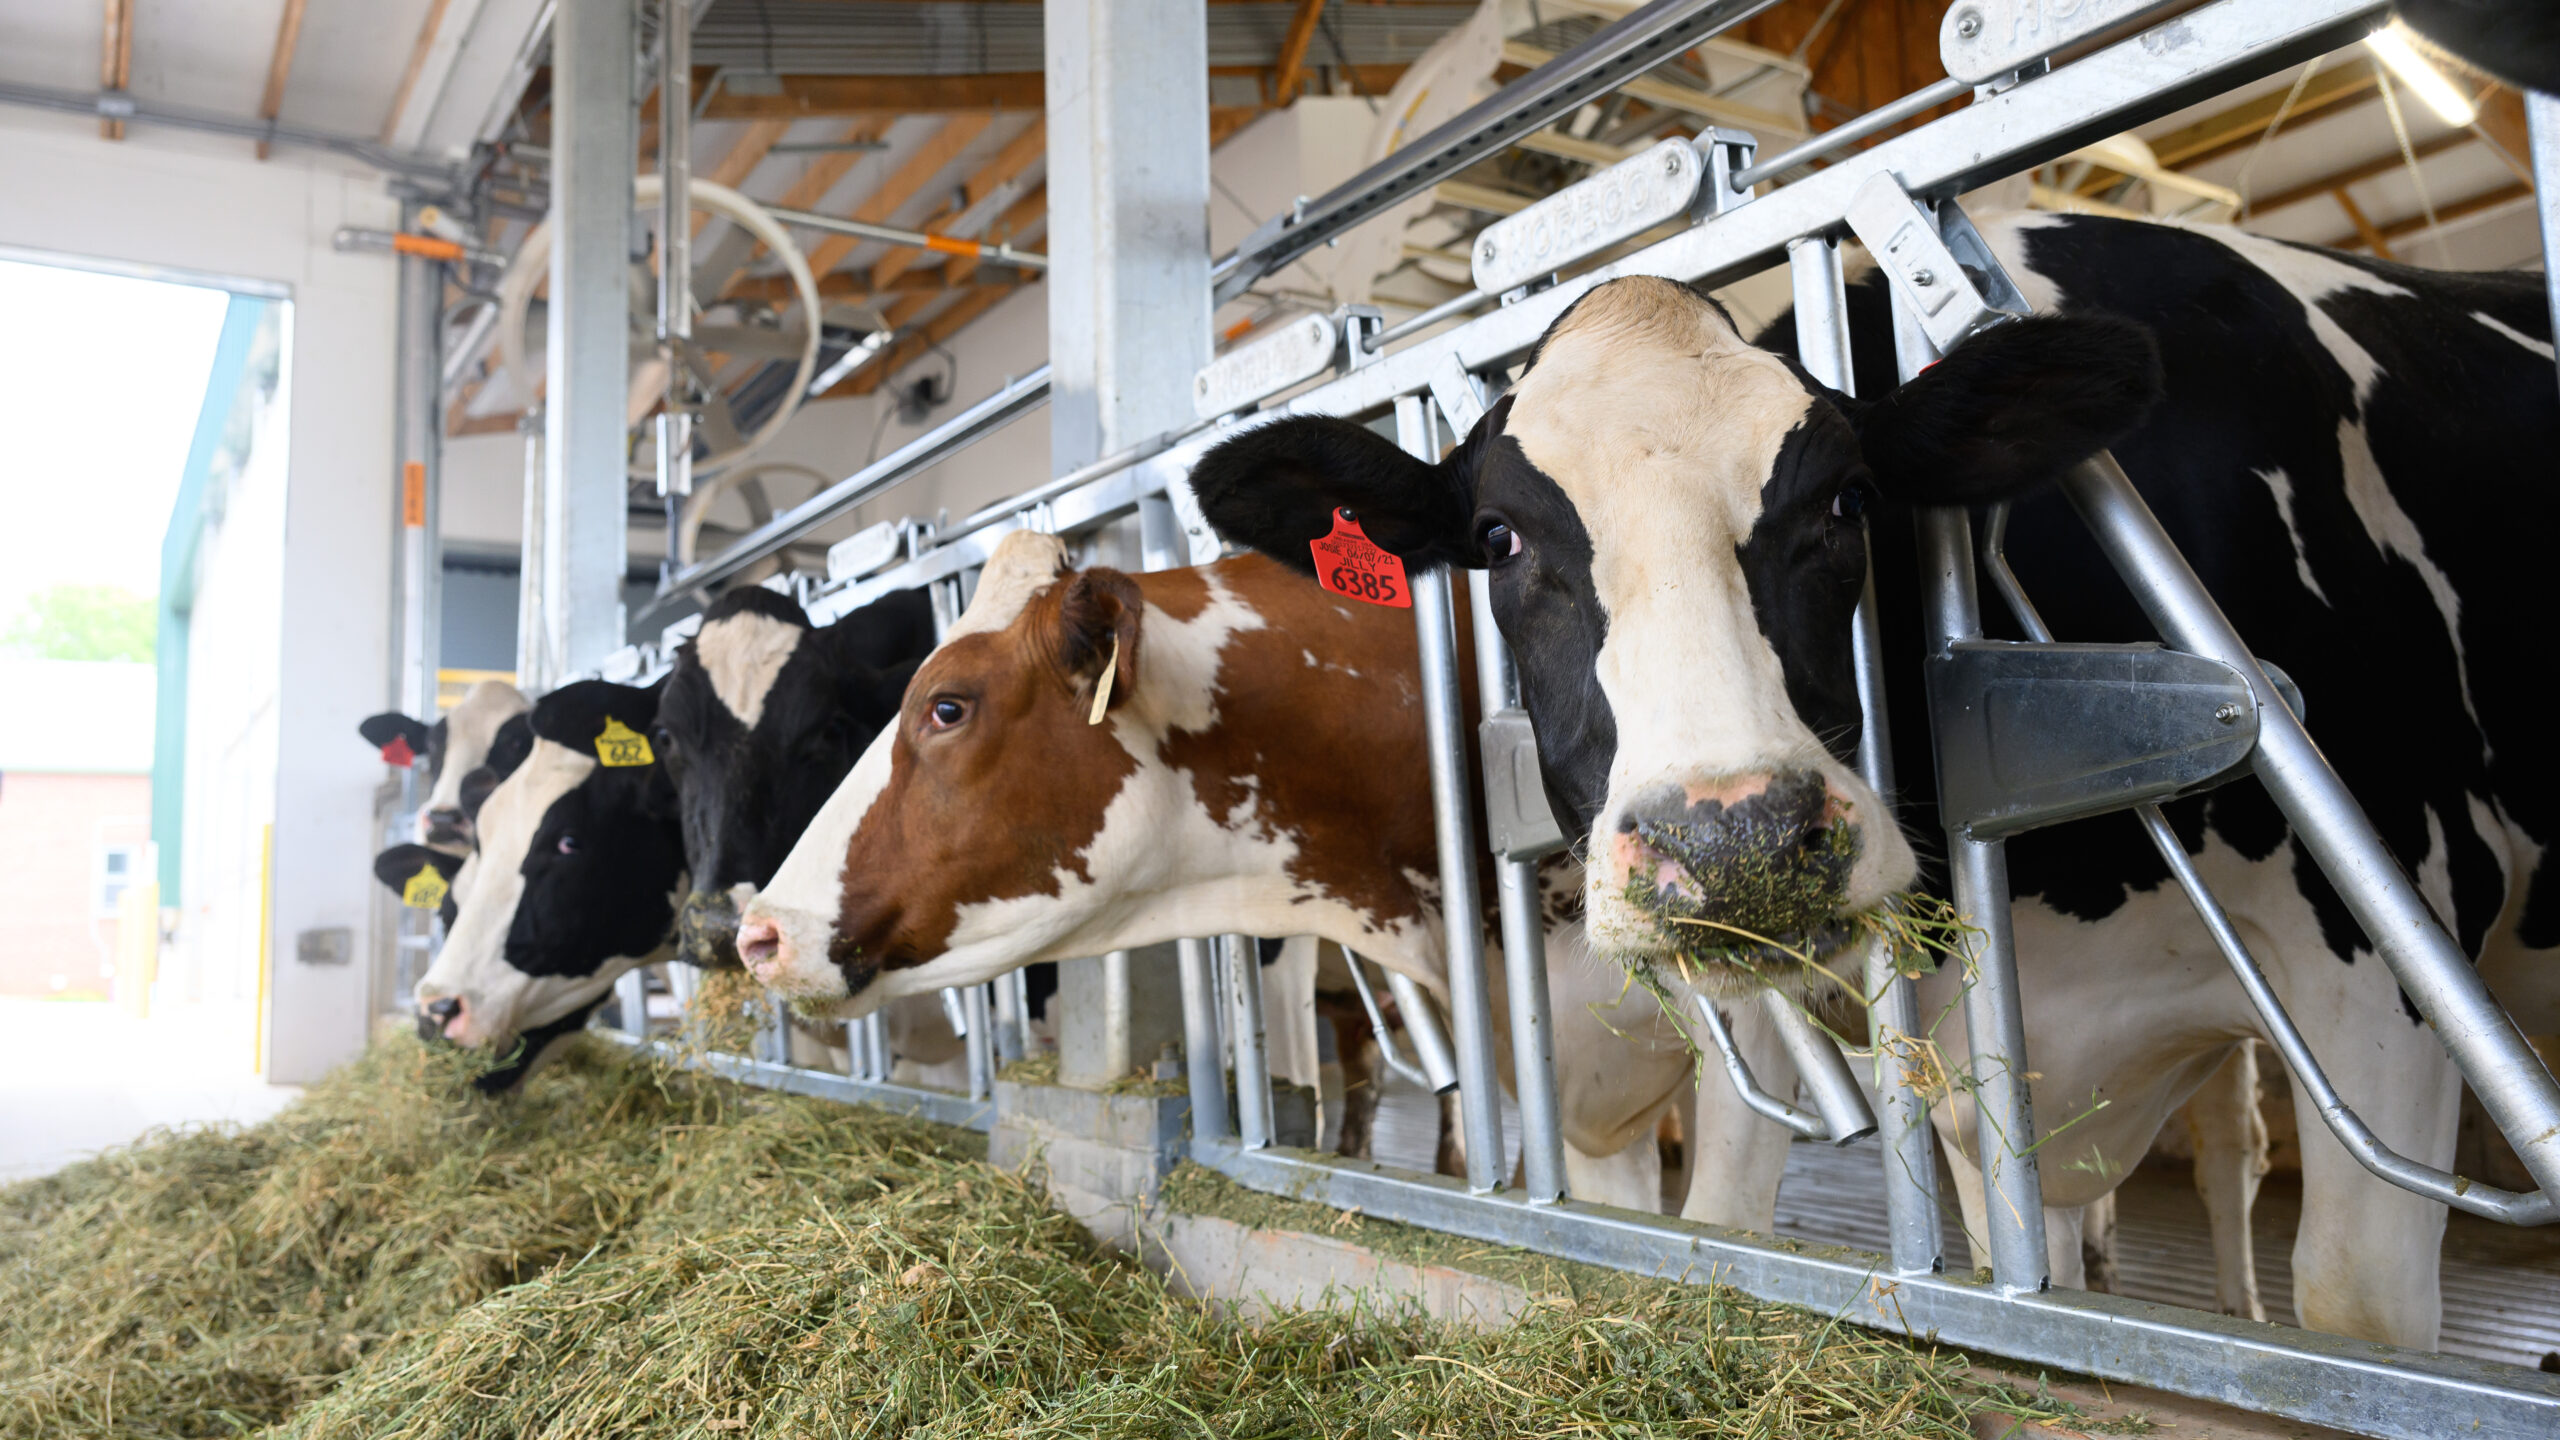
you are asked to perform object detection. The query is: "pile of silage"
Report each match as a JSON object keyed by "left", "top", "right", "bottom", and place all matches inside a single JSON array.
[
  {"left": 9, "top": 1031, "right": 2074, "bottom": 1440},
  {"left": 0, "top": 1034, "right": 731, "bottom": 1437}
]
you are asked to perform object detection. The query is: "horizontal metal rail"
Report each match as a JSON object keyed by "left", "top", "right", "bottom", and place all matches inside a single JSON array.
[
  {"left": 1210, "top": 0, "right": 1788, "bottom": 304},
  {"left": 600, "top": 1031, "right": 996, "bottom": 1132},
  {"left": 0, "top": 78, "right": 454, "bottom": 180},
  {"left": 1190, "top": 1141, "right": 2560, "bottom": 1437},
  {"left": 764, "top": 204, "right": 1050, "bottom": 271}
]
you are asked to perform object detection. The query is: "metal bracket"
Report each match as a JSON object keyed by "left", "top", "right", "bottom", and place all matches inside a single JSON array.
[
  {"left": 1842, "top": 174, "right": 2030, "bottom": 353},
  {"left": 1428, "top": 353, "right": 1491, "bottom": 437},
  {"left": 1940, "top": 0, "right": 2192, "bottom": 87},
  {"left": 1694, "top": 991, "right": 1879, "bottom": 1145},
  {"left": 1338, "top": 305, "right": 1387, "bottom": 371},
  {"left": 1481, "top": 708, "right": 1570, "bottom": 860},
  {"left": 1928, "top": 639, "right": 2280, "bottom": 839},
  {"left": 1193, "top": 311, "right": 1340, "bottom": 421},
  {"left": 1696, "top": 126, "right": 1760, "bottom": 216}
]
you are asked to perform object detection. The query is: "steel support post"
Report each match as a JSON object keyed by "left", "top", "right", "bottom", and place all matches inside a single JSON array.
[
  {"left": 393, "top": 200, "right": 443, "bottom": 722},
  {"left": 2531, "top": 92, "right": 2560, "bottom": 405},
  {"left": 615, "top": 967, "right": 650, "bottom": 1038},
  {"left": 861, "top": 1011, "right": 889, "bottom": 1083},
  {"left": 514, "top": 411, "right": 551, "bottom": 691},
  {"left": 1468, "top": 571, "right": 1565, "bottom": 1203},
  {"left": 544, "top": 0, "right": 636, "bottom": 675},
  {"left": 1398, "top": 393, "right": 1506, "bottom": 1192},
  {"left": 964, "top": 983, "right": 995, "bottom": 1100},
  {"left": 1791, "top": 233, "right": 1944, "bottom": 1273},
  {"left": 2059, "top": 453, "right": 2560, "bottom": 1200},
  {"left": 1897, "top": 286, "right": 2047, "bottom": 1292},
  {"left": 1179, "top": 937, "right": 1231, "bottom": 1144},
  {"left": 1224, "top": 935, "right": 1275, "bottom": 1148},
  {"left": 654, "top": 0, "right": 693, "bottom": 500},
  {"left": 992, "top": 971, "right": 1026, "bottom": 1065}
]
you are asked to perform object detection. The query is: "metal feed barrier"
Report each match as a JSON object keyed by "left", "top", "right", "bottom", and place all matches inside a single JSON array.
[{"left": 565, "top": 0, "right": 2560, "bottom": 1433}]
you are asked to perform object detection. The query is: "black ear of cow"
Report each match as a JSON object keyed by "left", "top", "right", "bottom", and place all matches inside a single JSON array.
[
  {"left": 1852, "top": 314, "right": 2162, "bottom": 507},
  {"left": 1190, "top": 411, "right": 1483, "bottom": 574},
  {"left": 530, "top": 680, "right": 663, "bottom": 756},
  {"left": 359, "top": 712, "right": 432, "bottom": 763},
  {"left": 373, "top": 844, "right": 464, "bottom": 924}
]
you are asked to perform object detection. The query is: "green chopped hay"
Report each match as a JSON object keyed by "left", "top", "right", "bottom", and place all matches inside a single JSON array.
[
  {"left": 9, "top": 1032, "right": 2072, "bottom": 1439},
  {"left": 997, "top": 1053, "right": 1187, "bottom": 1097}
]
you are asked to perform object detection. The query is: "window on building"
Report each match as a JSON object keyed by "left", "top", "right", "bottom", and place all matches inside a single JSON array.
[{"left": 97, "top": 844, "right": 139, "bottom": 917}]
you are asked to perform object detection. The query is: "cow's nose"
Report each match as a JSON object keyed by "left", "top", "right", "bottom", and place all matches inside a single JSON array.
[
  {"left": 422, "top": 807, "right": 471, "bottom": 843},
  {"left": 418, "top": 995, "right": 466, "bottom": 1044},
  {"left": 737, "top": 915, "right": 785, "bottom": 981},
  {"left": 1613, "top": 770, "right": 1851, "bottom": 915},
  {"left": 677, "top": 890, "right": 743, "bottom": 969}
]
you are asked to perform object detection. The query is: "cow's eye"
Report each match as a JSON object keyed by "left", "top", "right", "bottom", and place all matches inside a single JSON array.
[
  {"left": 556, "top": 834, "right": 580, "bottom": 855},
  {"left": 1478, "top": 516, "right": 1523, "bottom": 565},
  {"left": 1830, "top": 484, "right": 1869, "bottom": 521},
  {"left": 926, "top": 697, "right": 969, "bottom": 731}
]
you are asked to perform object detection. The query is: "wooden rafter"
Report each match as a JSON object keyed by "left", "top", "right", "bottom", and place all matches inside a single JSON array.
[
  {"left": 2322, "top": 181, "right": 2533, "bottom": 252},
  {"left": 710, "top": 115, "right": 894, "bottom": 293},
  {"left": 2245, "top": 131, "right": 2471, "bottom": 215},
  {"left": 695, "top": 118, "right": 792, "bottom": 234},
  {"left": 2144, "top": 59, "right": 2380, "bottom": 172},
  {"left": 2470, "top": 85, "right": 2535, "bottom": 185},
  {"left": 1273, "top": 0, "right": 1328, "bottom": 104},
  {"left": 2331, "top": 189, "right": 2393, "bottom": 259},
  {"left": 869, "top": 119, "right": 1045, "bottom": 292},
  {"left": 100, "top": 0, "right": 133, "bottom": 140},
  {"left": 377, "top": 0, "right": 446, "bottom": 151},
  {"left": 731, "top": 268, "right": 987, "bottom": 304},
  {"left": 799, "top": 113, "right": 996, "bottom": 277},
  {"left": 703, "top": 73, "right": 1043, "bottom": 120}
]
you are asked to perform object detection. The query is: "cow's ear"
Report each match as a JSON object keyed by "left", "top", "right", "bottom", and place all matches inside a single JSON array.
[
  {"left": 359, "top": 712, "right": 432, "bottom": 766},
  {"left": 530, "top": 681, "right": 663, "bottom": 761},
  {"left": 828, "top": 585, "right": 938, "bottom": 670},
  {"left": 1047, "top": 568, "right": 1143, "bottom": 717},
  {"left": 1851, "top": 315, "right": 2161, "bottom": 506},
  {"left": 373, "top": 845, "right": 462, "bottom": 924},
  {"left": 1191, "top": 403, "right": 1500, "bottom": 573}
]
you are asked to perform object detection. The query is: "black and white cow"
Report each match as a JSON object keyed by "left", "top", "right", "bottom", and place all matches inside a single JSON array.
[
  {"left": 655, "top": 584, "right": 938, "bottom": 968},
  {"left": 412, "top": 680, "right": 686, "bottom": 1086},
  {"left": 359, "top": 680, "right": 533, "bottom": 851},
  {"left": 1193, "top": 212, "right": 2557, "bottom": 1349}
]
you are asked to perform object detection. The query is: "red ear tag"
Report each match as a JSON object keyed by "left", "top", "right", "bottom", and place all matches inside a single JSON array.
[
  {"left": 380, "top": 735, "right": 418, "bottom": 768},
  {"left": 1310, "top": 509, "right": 1411, "bottom": 609}
]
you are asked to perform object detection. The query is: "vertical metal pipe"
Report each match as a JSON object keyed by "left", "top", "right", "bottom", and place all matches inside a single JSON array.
[
  {"left": 1469, "top": 572, "right": 1565, "bottom": 1203},
  {"left": 964, "top": 983, "right": 995, "bottom": 1099},
  {"left": 1912, "top": 499, "right": 2049, "bottom": 1292},
  {"left": 1794, "top": 233, "right": 1942, "bottom": 1274},
  {"left": 394, "top": 201, "right": 443, "bottom": 723},
  {"left": 1398, "top": 393, "right": 1506, "bottom": 1193},
  {"left": 992, "top": 968, "right": 1025, "bottom": 1064},
  {"left": 2530, "top": 94, "right": 2560, "bottom": 406},
  {"left": 615, "top": 967, "right": 650, "bottom": 1038},
  {"left": 861, "top": 1010, "right": 889, "bottom": 1083},
  {"left": 2059, "top": 454, "right": 2560, "bottom": 1198},
  {"left": 1007, "top": 969, "right": 1035, "bottom": 1060},
  {"left": 1178, "top": 936, "right": 1230, "bottom": 1145},
  {"left": 545, "top": 0, "right": 636, "bottom": 675},
  {"left": 513, "top": 410, "right": 549, "bottom": 692},
  {"left": 655, "top": 0, "right": 694, "bottom": 500},
  {"left": 1897, "top": 277, "right": 2047, "bottom": 1292},
  {"left": 1225, "top": 935, "right": 1274, "bottom": 1148}
]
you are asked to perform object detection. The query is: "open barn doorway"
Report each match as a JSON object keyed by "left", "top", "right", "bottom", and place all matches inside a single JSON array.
[{"left": 0, "top": 249, "right": 298, "bottom": 1181}]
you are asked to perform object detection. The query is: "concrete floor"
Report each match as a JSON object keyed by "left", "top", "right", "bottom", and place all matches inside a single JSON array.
[{"left": 0, "top": 997, "right": 300, "bottom": 1184}]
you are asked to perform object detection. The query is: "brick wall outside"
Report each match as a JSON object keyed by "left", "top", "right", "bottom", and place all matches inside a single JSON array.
[{"left": 0, "top": 771, "right": 152, "bottom": 997}]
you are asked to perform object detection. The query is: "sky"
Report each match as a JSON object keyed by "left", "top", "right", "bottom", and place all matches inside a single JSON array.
[{"left": 0, "top": 259, "right": 233, "bottom": 628}]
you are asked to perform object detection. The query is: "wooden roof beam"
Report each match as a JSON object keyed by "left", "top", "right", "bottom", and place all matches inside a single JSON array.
[
  {"left": 869, "top": 119, "right": 1045, "bottom": 292},
  {"left": 1273, "top": 0, "right": 1327, "bottom": 104},
  {"left": 100, "top": 0, "right": 132, "bottom": 140},
  {"left": 702, "top": 73, "right": 1043, "bottom": 119},
  {"left": 839, "top": 280, "right": 1031, "bottom": 398},
  {"left": 799, "top": 113, "right": 996, "bottom": 277},
  {"left": 2322, "top": 180, "right": 2532, "bottom": 252},
  {"left": 376, "top": 0, "right": 443, "bottom": 153},
  {"left": 2144, "top": 58, "right": 2380, "bottom": 172},
  {"left": 2244, "top": 130, "right": 2471, "bottom": 214}
]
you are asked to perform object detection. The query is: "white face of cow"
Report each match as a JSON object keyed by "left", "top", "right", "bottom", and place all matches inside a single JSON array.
[
  {"left": 418, "top": 681, "right": 531, "bottom": 848},
  {"left": 1191, "top": 273, "right": 2163, "bottom": 991},
  {"left": 412, "top": 681, "right": 689, "bottom": 1078}
]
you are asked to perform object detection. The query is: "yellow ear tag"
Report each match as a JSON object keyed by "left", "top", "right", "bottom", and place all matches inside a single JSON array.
[
  {"left": 595, "top": 716, "right": 655, "bottom": 767},
  {"left": 401, "top": 864, "right": 450, "bottom": 911},
  {"left": 1088, "top": 635, "right": 1120, "bottom": 726}
]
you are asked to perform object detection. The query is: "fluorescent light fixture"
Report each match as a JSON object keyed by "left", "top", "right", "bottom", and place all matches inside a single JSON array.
[
  {"left": 807, "top": 331, "right": 891, "bottom": 396},
  {"left": 2366, "top": 24, "right": 2477, "bottom": 127}
]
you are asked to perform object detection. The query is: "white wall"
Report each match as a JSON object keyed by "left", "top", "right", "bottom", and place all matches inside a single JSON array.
[{"left": 0, "top": 108, "right": 402, "bottom": 1084}]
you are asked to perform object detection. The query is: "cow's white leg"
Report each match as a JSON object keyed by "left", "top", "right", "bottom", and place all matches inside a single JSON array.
[
  {"left": 1942, "top": 1140, "right": 2089, "bottom": 1288},
  {"left": 2183, "top": 1041, "right": 2269, "bottom": 1319},
  {"left": 1565, "top": 1133, "right": 1664, "bottom": 1212},
  {"left": 2276, "top": 950, "right": 2456, "bottom": 1350},
  {"left": 1677, "top": 999, "right": 1796, "bottom": 1231}
]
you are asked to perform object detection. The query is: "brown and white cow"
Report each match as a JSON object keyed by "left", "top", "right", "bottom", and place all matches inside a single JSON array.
[{"left": 738, "top": 530, "right": 1701, "bottom": 1207}]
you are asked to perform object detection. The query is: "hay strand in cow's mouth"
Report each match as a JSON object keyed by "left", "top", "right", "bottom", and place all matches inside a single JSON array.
[{"left": 7, "top": 1026, "right": 2075, "bottom": 1439}]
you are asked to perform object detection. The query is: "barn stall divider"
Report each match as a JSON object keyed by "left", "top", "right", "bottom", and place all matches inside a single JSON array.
[{"left": 519, "top": 0, "right": 2560, "bottom": 1434}]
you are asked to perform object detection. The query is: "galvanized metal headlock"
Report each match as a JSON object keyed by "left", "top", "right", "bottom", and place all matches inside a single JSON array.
[
  {"left": 1940, "top": 0, "right": 2195, "bottom": 87},
  {"left": 1842, "top": 174, "right": 2033, "bottom": 353}
]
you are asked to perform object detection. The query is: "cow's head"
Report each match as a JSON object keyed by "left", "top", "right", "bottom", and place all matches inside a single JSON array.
[
  {"left": 737, "top": 532, "right": 1351, "bottom": 1017},
  {"left": 1192, "top": 276, "right": 2158, "bottom": 987},
  {"left": 368, "top": 713, "right": 533, "bottom": 921},
  {"left": 360, "top": 680, "right": 532, "bottom": 851},
  {"left": 655, "top": 586, "right": 931, "bottom": 969},
  {"left": 413, "top": 681, "right": 685, "bottom": 1086}
]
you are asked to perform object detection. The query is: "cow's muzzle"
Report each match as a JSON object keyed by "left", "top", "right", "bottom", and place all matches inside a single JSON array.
[
  {"left": 417, "top": 995, "right": 465, "bottom": 1044},
  {"left": 421, "top": 807, "right": 473, "bottom": 846},
  {"left": 1612, "top": 770, "right": 1859, "bottom": 970},
  {"left": 676, "top": 889, "right": 743, "bottom": 969}
]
